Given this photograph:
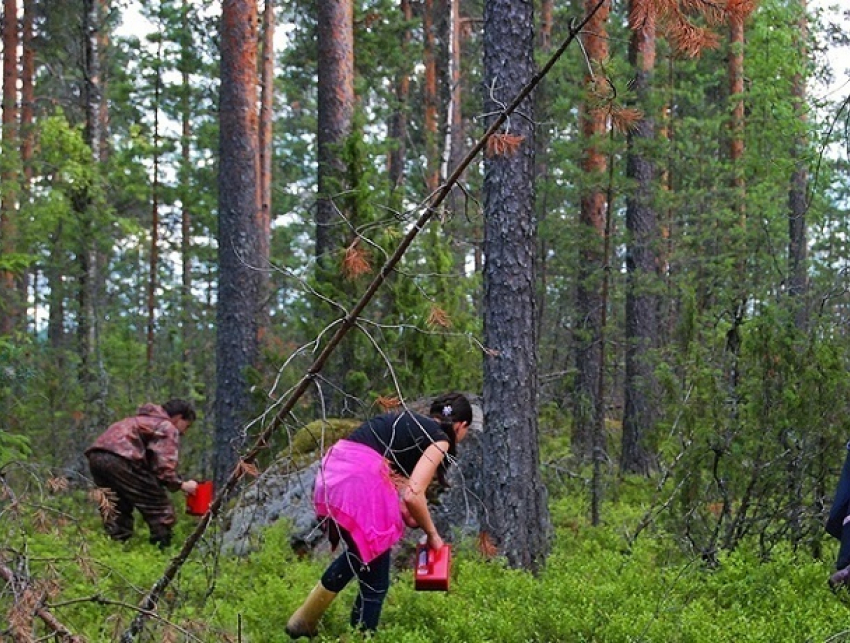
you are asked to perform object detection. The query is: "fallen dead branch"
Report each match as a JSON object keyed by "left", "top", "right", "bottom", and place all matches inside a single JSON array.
[{"left": 0, "top": 559, "right": 84, "bottom": 643}]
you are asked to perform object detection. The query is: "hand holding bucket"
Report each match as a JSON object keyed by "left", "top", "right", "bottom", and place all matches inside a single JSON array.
[
  {"left": 186, "top": 480, "right": 213, "bottom": 515},
  {"left": 414, "top": 543, "right": 452, "bottom": 591}
]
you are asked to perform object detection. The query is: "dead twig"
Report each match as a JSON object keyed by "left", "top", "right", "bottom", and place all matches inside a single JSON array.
[{"left": 0, "top": 560, "right": 84, "bottom": 643}]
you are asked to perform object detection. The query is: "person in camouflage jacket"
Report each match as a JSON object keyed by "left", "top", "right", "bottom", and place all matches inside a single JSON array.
[{"left": 85, "top": 399, "right": 198, "bottom": 548}]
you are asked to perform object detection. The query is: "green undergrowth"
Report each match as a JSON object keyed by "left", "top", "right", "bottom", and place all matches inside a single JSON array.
[{"left": 4, "top": 489, "right": 850, "bottom": 642}]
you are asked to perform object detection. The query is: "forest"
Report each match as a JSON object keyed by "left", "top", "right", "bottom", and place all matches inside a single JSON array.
[{"left": 2, "top": 0, "right": 850, "bottom": 640}]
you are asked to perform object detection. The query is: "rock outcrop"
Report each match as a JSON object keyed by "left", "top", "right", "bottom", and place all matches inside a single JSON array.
[{"left": 221, "top": 397, "right": 485, "bottom": 557}]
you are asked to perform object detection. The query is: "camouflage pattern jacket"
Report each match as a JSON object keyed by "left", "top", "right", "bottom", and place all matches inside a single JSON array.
[{"left": 86, "top": 403, "right": 184, "bottom": 491}]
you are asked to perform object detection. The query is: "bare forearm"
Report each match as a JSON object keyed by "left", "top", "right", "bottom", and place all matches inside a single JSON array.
[
  {"left": 404, "top": 493, "right": 437, "bottom": 537},
  {"left": 404, "top": 441, "right": 449, "bottom": 549}
]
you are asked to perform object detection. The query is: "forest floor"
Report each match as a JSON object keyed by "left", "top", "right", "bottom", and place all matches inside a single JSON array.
[{"left": 2, "top": 467, "right": 848, "bottom": 642}]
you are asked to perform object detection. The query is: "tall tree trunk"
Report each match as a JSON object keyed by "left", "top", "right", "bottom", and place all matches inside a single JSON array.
[
  {"left": 96, "top": 0, "right": 109, "bottom": 163},
  {"left": 423, "top": 0, "right": 440, "bottom": 193},
  {"left": 20, "top": 0, "right": 33, "bottom": 335},
  {"left": 620, "top": 0, "right": 659, "bottom": 476},
  {"left": 1, "top": 0, "right": 20, "bottom": 336},
  {"left": 444, "top": 0, "right": 472, "bottom": 275},
  {"left": 180, "top": 0, "right": 193, "bottom": 359},
  {"left": 658, "top": 61, "right": 674, "bottom": 342},
  {"left": 78, "top": 0, "right": 109, "bottom": 443},
  {"left": 147, "top": 33, "right": 163, "bottom": 371},
  {"left": 728, "top": 7, "right": 746, "bottom": 233},
  {"left": 20, "top": 0, "right": 32, "bottom": 188},
  {"left": 788, "top": 0, "right": 808, "bottom": 330},
  {"left": 481, "top": 0, "right": 550, "bottom": 571},
  {"left": 443, "top": 0, "right": 462, "bottom": 192},
  {"left": 215, "top": 0, "right": 261, "bottom": 488},
  {"left": 572, "top": 0, "right": 610, "bottom": 463},
  {"left": 534, "top": 0, "right": 552, "bottom": 344},
  {"left": 315, "top": 0, "right": 354, "bottom": 416},
  {"left": 94, "top": 0, "right": 110, "bottom": 373},
  {"left": 721, "top": 2, "right": 753, "bottom": 427},
  {"left": 785, "top": 0, "right": 809, "bottom": 547},
  {"left": 388, "top": 0, "right": 411, "bottom": 198},
  {"left": 444, "top": 3, "right": 478, "bottom": 273},
  {"left": 257, "top": 0, "right": 274, "bottom": 344},
  {"left": 77, "top": 0, "right": 101, "bottom": 378},
  {"left": 47, "top": 223, "right": 66, "bottom": 352}
]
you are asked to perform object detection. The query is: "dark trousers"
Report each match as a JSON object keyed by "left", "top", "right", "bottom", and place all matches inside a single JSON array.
[
  {"left": 320, "top": 529, "right": 391, "bottom": 631},
  {"left": 827, "top": 443, "right": 850, "bottom": 569},
  {"left": 86, "top": 450, "right": 176, "bottom": 547},
  {"left": 837, "top": 525, "right": 850, "bottom": 571}
]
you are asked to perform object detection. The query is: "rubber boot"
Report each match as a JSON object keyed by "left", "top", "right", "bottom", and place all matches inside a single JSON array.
[{"left": 285, "top": 582, "right": 337, "bottom": 639}]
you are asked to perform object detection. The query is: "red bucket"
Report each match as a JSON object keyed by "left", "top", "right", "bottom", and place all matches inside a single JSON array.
[
  {"left": 186, "top": 480, "right": 213, "bottom": 516},
  {"left": 414, "top": 543, "right": 452, "bottom": 591}
]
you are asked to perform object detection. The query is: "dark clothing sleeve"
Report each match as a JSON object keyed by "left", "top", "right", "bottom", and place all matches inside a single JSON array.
[
  {"left": 827, "top": 442, "right": 850, "bottom": 539},
  {"left": 346, "top": 411, "right": 449, "bottom": 477}
]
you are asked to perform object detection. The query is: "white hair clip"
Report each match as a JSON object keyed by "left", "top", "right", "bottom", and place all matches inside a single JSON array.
[{"left": 442, "top": 405, "right": 453, "bottom": 417}]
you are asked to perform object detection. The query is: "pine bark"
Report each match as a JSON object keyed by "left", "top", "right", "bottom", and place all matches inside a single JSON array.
[
  {"left": 443, "top": 1, "right": 477, "bottom": 273},
  {"left": 47, "top": 222, "right": 67, "bottom": 351},
  {"left": 481, "top": 0, "right": 550, "bottom": 571},
  {"left": 216, "top": 0, "right": 261, "bottom": 487},
  {"left": 535, "top": 0, "right": 553, "bottom": 384},
  {"left": 572, "top": 0, "right": 610, "bottom": 463},
  {"left": 180, "top": 0, "right": 193, "bottom": 354},
  {"left": 445, "top": 0, "right": 471, "bottom": 273},
  {"left": 423, "top": 0, "right": 440, "bottom": 193},
  {"left": 257, "top": 0, "right": 274, "bottom": 342},
  {"left": 76, "top": 0, "right": 102, "bottom": 380},
  {"left": 20, "top": 0, "right": 33, "bottom": 333},
  {"left": 315, "top": 0, "right": 355, "bottom": 416},
  {"left": 20, "top": 0, "right": 33, "bottom": 188},
  {"left": 387, "top": 0, "right": 411, "bottom": 195},
  {"left": 728, "top": 10, "right": 746, "bottom": 226},
  {"left": 720, "top": 3, "right": 750, "bottom": 424},
  {"left": 445, "top": 0, "right": 463, "bottom": 192},
  {"left": 147, "top": 35, "right": 163, "bottom": 369},
  {"left": 96, "top": 0, "right": 109, "bottom": 162},
  {"left": 788, "top": 0, "right": 808, "bottom": 330},
  {"left": 620, "top": 0, "right": 659, "bottom": 476},
  {"left": 1, "top": 0, "right": 19, "bottom": 335}
]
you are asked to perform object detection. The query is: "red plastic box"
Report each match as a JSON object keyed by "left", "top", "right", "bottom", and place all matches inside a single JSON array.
[
  {"left": 415, "top": 543, "right": 452, "bottom": 591},
  {"left": 186, "top": 480, "right": 213, "bottom": 515}
]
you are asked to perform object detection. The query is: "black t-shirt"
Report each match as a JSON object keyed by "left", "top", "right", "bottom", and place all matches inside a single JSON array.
[{"left": 346, "top": 411, "right": 450, "bottom": 477}]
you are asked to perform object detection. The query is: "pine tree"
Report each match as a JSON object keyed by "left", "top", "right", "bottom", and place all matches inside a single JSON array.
[
  {"left": 480, "top": 0, "right": 550, "bottom": 570},
  {"left": 215, "top": 0, "right": 261, "bottom": 487},
  {"left": 314, "top": 0, "right": 356, "bottom": 416},
  {"left": 1, "top": 0, "right": 20, "bottom": 335},
  {"left": 572, "top": 0, "right": 611, "bottom": 465},
  {"left": 620, "top": 0, "right": 659, "bottom": 476}
]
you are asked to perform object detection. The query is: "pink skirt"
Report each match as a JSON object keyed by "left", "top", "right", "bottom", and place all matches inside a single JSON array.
[{"left": 314, "top": 440, "right": 404, "bottom": 563}]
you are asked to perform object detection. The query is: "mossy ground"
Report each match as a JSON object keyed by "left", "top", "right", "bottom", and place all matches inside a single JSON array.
[{"left": 4, "top": 480, "right": 848, "bottom": 642}]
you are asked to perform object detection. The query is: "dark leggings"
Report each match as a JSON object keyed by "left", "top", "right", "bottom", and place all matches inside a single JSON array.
[{"left": 320, "top": 531, "right": 391, "bottom": 631}]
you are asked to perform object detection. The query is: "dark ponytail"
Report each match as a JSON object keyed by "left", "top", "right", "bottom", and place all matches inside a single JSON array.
[{"left": 429, "top": 393, "right": 472, "bottom": 488}]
